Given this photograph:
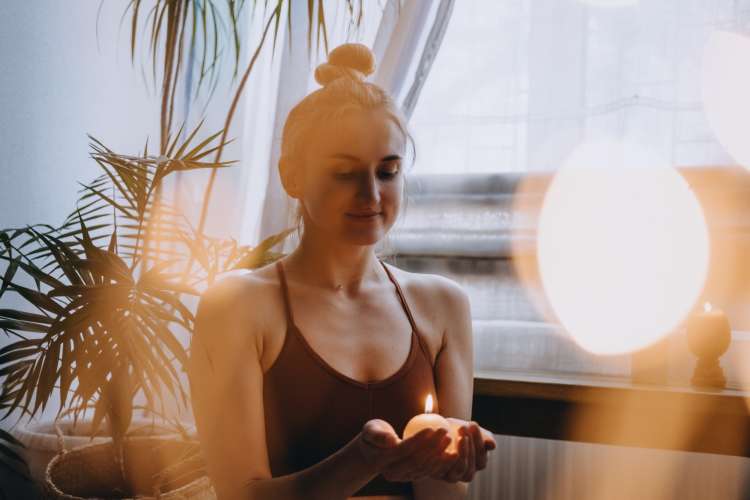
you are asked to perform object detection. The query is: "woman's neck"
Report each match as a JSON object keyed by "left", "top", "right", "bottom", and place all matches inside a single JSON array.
[{"left": 284, "top": 233, "right": 383, "bottom": 295}]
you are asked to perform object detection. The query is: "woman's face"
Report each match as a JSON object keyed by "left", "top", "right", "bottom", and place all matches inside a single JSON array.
[{"left": 293, "top": 108, "right": 406, "bottom": 246}]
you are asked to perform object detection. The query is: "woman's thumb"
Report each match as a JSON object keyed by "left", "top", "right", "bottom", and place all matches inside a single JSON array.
[{"left": 363, "top": 419, "right": 399, "bottom": 448}]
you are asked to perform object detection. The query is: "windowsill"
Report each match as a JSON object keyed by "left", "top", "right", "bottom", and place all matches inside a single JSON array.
[
  {"left": 472, "top": 369, "right": 750, "bottom": 458},
  {"left": 475, "top": 368, "right": 749, "bottom": 399}
]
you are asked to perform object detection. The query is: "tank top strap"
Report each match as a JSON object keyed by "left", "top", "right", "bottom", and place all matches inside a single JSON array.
[
  {"left": 378, "top": 260, "right": 419, "bottom": 334},
  {"left": 275, "top": 261, "right": 297, "bottom": 329}
]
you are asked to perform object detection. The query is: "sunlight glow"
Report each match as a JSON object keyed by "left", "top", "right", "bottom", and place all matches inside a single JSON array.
[
  {"left": 537, "top": 140, "right": 710, "bottom": 355},
  {"left": 702, "top": 30, "right": 750, "bottom": 168}
]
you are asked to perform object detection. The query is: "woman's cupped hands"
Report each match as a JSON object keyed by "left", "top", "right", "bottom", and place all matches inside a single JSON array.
[{"left": 357, "top": 418, "right": 496, "bottom": 483}]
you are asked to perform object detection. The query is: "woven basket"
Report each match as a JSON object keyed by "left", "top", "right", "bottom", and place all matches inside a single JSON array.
[
  {"left": 43, "top": 436, "right": 215, "bottom": 499},
  {"left": 11, "top": 416, "right": 192, "bottom": 484}
]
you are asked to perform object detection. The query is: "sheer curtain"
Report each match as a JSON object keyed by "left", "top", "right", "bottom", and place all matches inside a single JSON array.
[
  {"left": 239, "top": 0, "right": 451, "bottom": 250},
  {"left": 408, "top": 0, "right": 741, "bottom": 176}
]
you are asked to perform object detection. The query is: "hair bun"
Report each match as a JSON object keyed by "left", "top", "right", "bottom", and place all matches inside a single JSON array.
[{"left": 314, "top": 43, "right": 376, "bottom": 86}]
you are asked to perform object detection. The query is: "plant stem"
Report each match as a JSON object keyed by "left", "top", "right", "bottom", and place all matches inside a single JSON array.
[{"left": 195, "top": 3, "right": 281, "bottom": 237}]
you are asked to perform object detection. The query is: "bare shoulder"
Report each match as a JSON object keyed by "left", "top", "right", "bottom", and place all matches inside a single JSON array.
[
  {"left": 382, "top": 261, "right": 471, "bottom": 352},
  {"left": 383, "top": 261, "right": 470, "bottom": 314},
  {"left": 198, "top": 268, "right": 275, "bottom": 318},
  {"left": 193, "top": 263, "right": 285, "bottom": 355}
]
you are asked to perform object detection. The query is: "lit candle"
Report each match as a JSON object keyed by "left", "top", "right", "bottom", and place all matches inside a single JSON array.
[
  {"left": 403, "top": 394, "right": 456, "bottom": 452},
  {"left": 686, "top": 302, "right": 731, "bottom": 388}
]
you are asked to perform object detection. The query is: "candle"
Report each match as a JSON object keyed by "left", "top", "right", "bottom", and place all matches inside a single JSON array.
[
  {"left": 687, "top": 302, "right": 731, "bottom": 356},
  {"left": 403, "top": 394, "right": 456, "bottom": 452},
  {"left": 686, "top": 302, "right": 731, "bottom": 388}
]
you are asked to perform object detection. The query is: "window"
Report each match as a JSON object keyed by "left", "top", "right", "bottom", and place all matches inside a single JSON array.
[
  {"left": 394, "top": 0, "right": 750, "bottom": 384},
  {"left": 409, "top": 0, "right": 741, "bottom": 175}
]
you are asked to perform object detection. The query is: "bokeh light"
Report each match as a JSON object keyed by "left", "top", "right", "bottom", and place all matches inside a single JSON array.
[{"left": 537, "top": 140, "right": 709, "bottom": 355}]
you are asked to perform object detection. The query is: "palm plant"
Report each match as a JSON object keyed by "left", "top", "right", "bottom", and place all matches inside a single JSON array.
[{"left": 0, "top": 0, "right": 369, "bottom": 493}]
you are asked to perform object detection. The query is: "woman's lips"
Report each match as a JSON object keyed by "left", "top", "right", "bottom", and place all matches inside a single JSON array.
[{"left": 346, "top": 212, "right": 381, "bottom": 221}]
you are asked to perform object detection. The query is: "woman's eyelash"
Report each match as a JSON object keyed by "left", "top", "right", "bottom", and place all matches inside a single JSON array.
[
  {"left": 378, "top": 169, "right": 399, "bottom": 179},
  {"left": 332, "top": 165, "right": 400, "bottom": 180}
]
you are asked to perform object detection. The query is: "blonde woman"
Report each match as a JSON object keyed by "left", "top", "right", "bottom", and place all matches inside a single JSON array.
[{"left": 188, "top": 43, "right": 496, "bottom": 500}]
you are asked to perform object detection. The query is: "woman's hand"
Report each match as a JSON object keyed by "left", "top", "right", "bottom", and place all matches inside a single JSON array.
[
  {"left": 436, "top": 418, "right": 497, "bottom": 483},
  {"left": 356, "top": 419, "right": 457, "bottom": 482}
]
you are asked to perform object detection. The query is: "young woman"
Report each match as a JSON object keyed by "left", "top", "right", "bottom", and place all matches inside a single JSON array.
[{"left": 188, "top": 43, "right": 497, "bottom": 500}]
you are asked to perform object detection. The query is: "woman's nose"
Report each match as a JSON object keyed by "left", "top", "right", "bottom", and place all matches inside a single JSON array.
[{"left": 356, "top": 173, "right": 380, "bottom": 204}]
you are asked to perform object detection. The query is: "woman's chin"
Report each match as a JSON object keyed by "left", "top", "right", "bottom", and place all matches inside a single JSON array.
[{"left": 341, "top": 227, "right": 386, "bottom": 246}]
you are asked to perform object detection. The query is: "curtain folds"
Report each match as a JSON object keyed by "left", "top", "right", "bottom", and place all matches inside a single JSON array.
[{"left": 238, "top": 0, "right": 456, "bottom": 248}]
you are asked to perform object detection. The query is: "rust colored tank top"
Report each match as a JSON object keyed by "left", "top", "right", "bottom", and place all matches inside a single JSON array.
[{"left": 262, "top": 260, "right": 438, "bottom": 497}]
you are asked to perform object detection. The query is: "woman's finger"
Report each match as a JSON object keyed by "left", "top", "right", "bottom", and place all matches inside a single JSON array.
[
  {"left": 444, "top": 434, "right": 469, "bottom": 483},
  {"left": 461, "top": 428, "right": 476, "bottom": 482},
  {"left": 410, "top": 433, "right": 452, "bottom": 478},
  {"left": 480, "top": 427, "right": 497, "bottom": 451},
  {"left": 429, "top": 449, "right": 460, "bottom": 480},
  {"left": 398, "top": 431, "right": 448, "bottom": 481},
  {"left": 383, "top": 428, "right": 434, "bottom": 463},
  {"left": 382, "top": 429, "right": 447, "bottom": 480},
  {"left": 470, "top": 422, "right": 488, "bottom": 470}
]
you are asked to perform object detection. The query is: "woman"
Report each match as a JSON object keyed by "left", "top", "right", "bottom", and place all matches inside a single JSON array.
[{"left": 188, "top": 43, "right": 497, "bottom": 500}]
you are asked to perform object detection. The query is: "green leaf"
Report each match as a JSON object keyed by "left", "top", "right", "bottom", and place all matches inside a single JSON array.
[
  {"left": 34, "top": 339, "right": 61, "bottom": 415},
  {"left": 0, "top": 339, "right": 42, "bottom": 357},
  {"left": 0, "top": 347, "right": 40, "bottom": 366},
  {"left": 16, "top": 259, "right": 66, "bottom": 290},
  {"left": 0, "top": 309, "right": 53, "bottom": 325},
  {"left": 59, "top": 338, "right": 74, "bottom": 409},
  {"left": 78, "top": 182, "right": 137, "bottom": 219},
  {"left": 10, "top": 283, "right": 66, "bottom": 315},
  {"left": 0, "top": 319, "right": 49, "bottom": 334},
  {"left": 0, "top": 257, "right": 19, "bottom": 298},
  {"left": 0, "top": 360, "right": 33, "bottom": 379}
]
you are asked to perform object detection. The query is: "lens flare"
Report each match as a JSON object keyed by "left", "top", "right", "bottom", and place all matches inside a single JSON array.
[{"left": 537, "top": 140, "right": 709, "bottom": 355}]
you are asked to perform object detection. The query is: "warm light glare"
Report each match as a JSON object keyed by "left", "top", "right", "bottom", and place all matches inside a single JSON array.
[
  {"left": 537, "top": 140, "right": 710, "bottom": 355},
  {"left": 424, "top": 394, "right": 433, "bottom": 413},
  {"left": 702, "top": 30, "right": 750, "bottom": 168},
  {"left": 704, "top": 302, "right": 712, "bottom": 313}
]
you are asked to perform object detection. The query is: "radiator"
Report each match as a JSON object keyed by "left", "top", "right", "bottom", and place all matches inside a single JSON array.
[{"left": 467, "top": 435, "right": 750, "bottom": 500}]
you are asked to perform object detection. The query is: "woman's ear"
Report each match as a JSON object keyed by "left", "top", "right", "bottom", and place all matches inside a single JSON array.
[{"left": 279, "top": 157, "right": 302, "bottom": 199}]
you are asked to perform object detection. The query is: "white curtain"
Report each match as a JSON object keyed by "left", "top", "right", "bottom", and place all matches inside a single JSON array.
[
  {"left": 237, "top": 0, "right": 452, "bottom": 248},
  {"left": 407, "top": 0, "right": 744, "bottom": 176}
]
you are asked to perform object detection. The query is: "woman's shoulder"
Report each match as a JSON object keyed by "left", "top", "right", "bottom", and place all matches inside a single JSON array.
[
  {"left": 197, "top": 263, "right": 285, "bottom": 335},
  {"left": 200, "top": 266, "right": 278, "bottom": 309},
  {"left": 386, "top": 264, "right": 468, "bottom": 306},
  {"left": 388, "top": 264, "right": 471, "bottom": 345}
]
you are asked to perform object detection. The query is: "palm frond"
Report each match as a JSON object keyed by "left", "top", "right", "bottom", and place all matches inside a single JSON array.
[
  {"left": 0, "top": 421, "right": 30, "bottom": 481},
  {"left": 0, "top": 217, "right": 196, "bottom": 445}
]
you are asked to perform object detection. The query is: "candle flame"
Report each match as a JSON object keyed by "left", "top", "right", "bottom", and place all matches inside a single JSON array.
[
  {"left": 704, "top": 302, "right": 713, "bottom": 313},
  {"left": 424, "top": 394, "right": 433, "bottom": 413}
]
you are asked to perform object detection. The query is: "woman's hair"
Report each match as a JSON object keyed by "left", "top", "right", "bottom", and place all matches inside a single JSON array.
[{"left": 279, "top": 43, "right": 415, "bottom": 253}]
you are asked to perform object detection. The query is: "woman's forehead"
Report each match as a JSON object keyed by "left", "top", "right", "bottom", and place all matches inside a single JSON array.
[{"left": 307, "top": 109, "right": 405, "bottom": 163}]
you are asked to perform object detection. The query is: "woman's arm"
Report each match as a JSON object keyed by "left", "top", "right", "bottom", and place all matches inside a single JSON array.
[
  {"left": 187, "top": 276, "right": 379, "bottom": 500},
  {"left": 412, "top": 278, "right": 475, "bottom": 500}
]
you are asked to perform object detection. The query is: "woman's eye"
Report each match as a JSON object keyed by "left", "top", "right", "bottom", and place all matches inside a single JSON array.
[
  {"left": 378, "top": 168, "right": 399, "bottom": 180},
  {"left": 332, "top": 165, "right": 399, "bottom": 181}
]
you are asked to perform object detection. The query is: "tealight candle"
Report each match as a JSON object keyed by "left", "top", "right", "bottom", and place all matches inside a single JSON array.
[{"left": 403, "top": 394, "right": 456, "bottom": 452}]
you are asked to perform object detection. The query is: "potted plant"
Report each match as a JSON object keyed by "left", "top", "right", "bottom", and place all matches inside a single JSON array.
[
  {"left": 0, "top": 1, "right": 366, "bottom": 497},
  {"left": 0, "top": 126, "right": 289, "bottom": 497}
]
